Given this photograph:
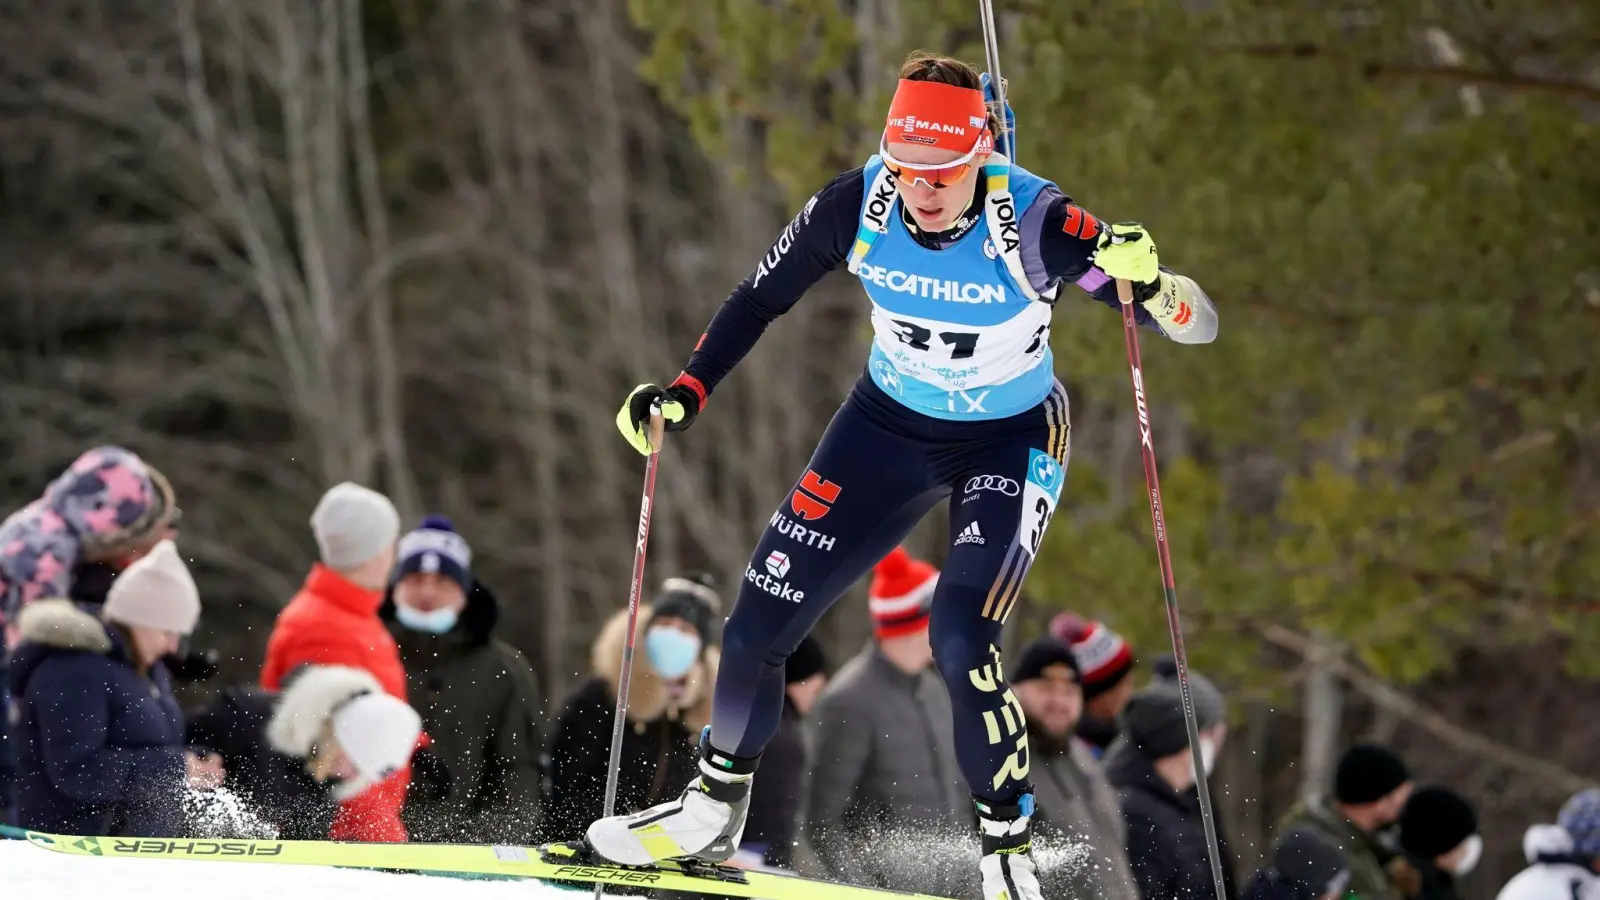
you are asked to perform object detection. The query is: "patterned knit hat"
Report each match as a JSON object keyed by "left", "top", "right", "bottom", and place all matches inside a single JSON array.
[
  {"left": 1558, "top": 788, "right": 1600, "bottom": 857},
  {"left": 394, "top": 515, "right": 472, "bottom": 593},
  {"left": 1050, "top": 612, "right": 1135, "bottom": 699},
  {"left": 0, "top": 446, "right": 177, "bottom": 622},
  {"left": 868, "top": 547, "right": 937, "bottom": 639}
]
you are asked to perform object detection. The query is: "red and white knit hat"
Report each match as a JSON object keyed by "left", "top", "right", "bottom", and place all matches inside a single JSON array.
[
  {"left": 868, "top": 547, "right": 938, "bottom": 639},
  {"left": 1050, "top": 612, "right": 1135, "bottom": 698}
]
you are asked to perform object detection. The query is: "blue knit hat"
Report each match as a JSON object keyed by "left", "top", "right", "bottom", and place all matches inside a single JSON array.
[
  {"left": 393, "top": 515, "right": 472, "bottom": 592},
  {"left": 1558, "top": 788, "right": 1600, "bottom": 857}
]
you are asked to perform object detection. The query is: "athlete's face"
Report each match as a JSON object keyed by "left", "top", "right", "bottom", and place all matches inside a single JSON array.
[{"left": 885, "top": 141, "right": 987, "bottom": 233}]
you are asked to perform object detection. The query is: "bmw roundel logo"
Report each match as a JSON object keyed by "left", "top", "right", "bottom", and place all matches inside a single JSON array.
[
  {"left": 1033, "top": 455, "right": 1059, "bottom": 489},
  {"left": 982, "top": 238, "right": 999, "bottom": 260}
]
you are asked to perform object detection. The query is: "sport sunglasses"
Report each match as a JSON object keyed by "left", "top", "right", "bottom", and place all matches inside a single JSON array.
[{"left": 878, "top": 131, "right": 991, "bottom": 189}]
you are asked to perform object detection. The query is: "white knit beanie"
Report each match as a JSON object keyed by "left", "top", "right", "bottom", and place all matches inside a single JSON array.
[
  {"left": 101, "top": 539, "right": 201, "bottom": 635},
  {"left": 310, "top": 482, "right": 400, "bottom": 571}
]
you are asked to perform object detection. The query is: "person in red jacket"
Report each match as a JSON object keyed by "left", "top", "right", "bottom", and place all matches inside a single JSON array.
[{"left": 261, "top": 481, "right": 409, "bottom": 841}]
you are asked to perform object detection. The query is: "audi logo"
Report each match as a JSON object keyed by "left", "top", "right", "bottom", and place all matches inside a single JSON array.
[{"left": 964, "top": 476, "right": 1020, "bottom": 496}]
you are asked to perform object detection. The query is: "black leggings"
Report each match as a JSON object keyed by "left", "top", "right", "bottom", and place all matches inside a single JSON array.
[{"left": 709, "top": 375, "right": 1070, "bottom": 803}]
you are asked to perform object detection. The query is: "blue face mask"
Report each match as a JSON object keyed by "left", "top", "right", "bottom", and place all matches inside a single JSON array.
[
  {"left": 395, "top": 601, "right": 458, "bottom": 635},
  {"left": 645, "top": 628, "right": 701, "bottom": 679}
]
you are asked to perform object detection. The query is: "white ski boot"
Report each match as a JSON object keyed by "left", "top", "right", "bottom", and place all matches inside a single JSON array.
[
  {"left": 585, "top": 730, "right": 758, "bottom": 866},
  {"left": 976, "top": 792, "right": 1046, "bottom": 900}
]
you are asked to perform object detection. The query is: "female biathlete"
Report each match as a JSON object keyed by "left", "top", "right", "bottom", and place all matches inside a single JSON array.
[{"left": 591, "top": 52, "right": 1217, "bottom": 899}]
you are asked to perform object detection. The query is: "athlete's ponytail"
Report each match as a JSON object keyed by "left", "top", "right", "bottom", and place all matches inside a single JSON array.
[{"left": 897, "top": 50, "right": 1007, "bottom": 143}]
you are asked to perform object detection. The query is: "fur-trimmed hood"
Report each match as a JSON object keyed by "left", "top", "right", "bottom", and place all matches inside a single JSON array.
[
  {"left": 5, "top": 598, "right": 143, "bottom": 704},
  {"left": 591, "top": 607, "right": 718, "bottom": 732},
  {"left": 265, "top": 664, "right": 385, "bottom": 759},
  {"left": 13, "top": 598, "right": 114, "bottom": 654}
]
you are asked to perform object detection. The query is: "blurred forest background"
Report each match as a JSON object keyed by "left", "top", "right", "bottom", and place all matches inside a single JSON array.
[{"left": 0, "top": 0, "right": 1595, "bottom": 894}]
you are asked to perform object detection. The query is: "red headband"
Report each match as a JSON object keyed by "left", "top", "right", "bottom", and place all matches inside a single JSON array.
[{"left": 884, "top": 79, "right": 990, "bottom": 153}]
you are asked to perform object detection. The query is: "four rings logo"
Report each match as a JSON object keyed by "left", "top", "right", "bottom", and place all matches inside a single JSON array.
[{"left": 964, "top": 475, "right": 1020, "bottom": 496}]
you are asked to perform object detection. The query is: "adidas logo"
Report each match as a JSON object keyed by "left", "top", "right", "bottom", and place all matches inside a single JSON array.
[{"left": 955, "top": 521, "right": 986, "bottom": 546}]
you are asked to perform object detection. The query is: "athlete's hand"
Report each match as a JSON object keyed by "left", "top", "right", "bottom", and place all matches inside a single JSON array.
[
  {"left": 1093, "top": 222, "right": 1161, "bottom": 285},
  {"left": 615, "top": 382, "right": 701, "bottom": 455}
]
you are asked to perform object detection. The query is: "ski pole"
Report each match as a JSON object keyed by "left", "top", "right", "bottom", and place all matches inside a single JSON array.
[
  {"left": 595, "top": 403, "right": 665, "bottom": 899},
  {"left": 977, "top": 0, "right": 1013, "bottom": 159},
  {"left": 1116, "top": 277, "right": 1229, "bottom": 900}
]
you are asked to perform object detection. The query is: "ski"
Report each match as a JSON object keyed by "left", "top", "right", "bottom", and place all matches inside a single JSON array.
[{"left": 22, "top": 830, "right": 956, "bottom": 900}]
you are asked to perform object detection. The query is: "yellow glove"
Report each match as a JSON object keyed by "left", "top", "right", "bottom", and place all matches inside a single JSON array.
[
  {"left": 614, "top": 382, "right": 699, "bottom": 455},
  {"left": 1093, "top": 222, "right": 1161, "bottom": 284}
]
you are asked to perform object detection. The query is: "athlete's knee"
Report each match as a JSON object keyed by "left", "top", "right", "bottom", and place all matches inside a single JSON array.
[
  {"left": 927, "top": 585, "right": 1005, "bottom": 689},
  {"left": 718, "top": 586, "right": 811, "bottom": 674}
]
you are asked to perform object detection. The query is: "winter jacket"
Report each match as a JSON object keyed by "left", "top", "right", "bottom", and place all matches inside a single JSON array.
[
  {"left": 1105, "top": 736, "right": 1240, "bottom": 900},
  {"left": 1, "top": 659, "right": 14, "bottom": 825},
  {"left": 1108, "top": 744, "right": 1217, "bottom": 900},
  {"left": 537, "top": 607, "right": 718, "bottom": 845},
  {"left": 1392, "top": 853, "right": 1461, "bottom": 900},
  {"left": 803, "top": 642, "right": 968, "bottom": 890},
  {"left": 740, "top": 696, "right": 810, "bottom": 869},
  {"left": 260, "top": 564, "right": 410, "bottom": 842},
  {"left": 1241, "top": 868, "right": 1315, "bottom": 900},
  {"left": 380, "top": 580, "right": 543, "bottom": 843},
  {"left": 1274, "top": 797, "right": 1403, "bottom": 900},
  {"left": 1028, "top": 727, "right": 1139, "bottom": 900},
  {"left": 185, "top": 686, "right": 339, "bottom": 840},
  {"left": 7, "top": 599, "right": 187, "bottom": 837},
  {"left": 1495, "top": 825, "right": 1600, "bottom": 900}
]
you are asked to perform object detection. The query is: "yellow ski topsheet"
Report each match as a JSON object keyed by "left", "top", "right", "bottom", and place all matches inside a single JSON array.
[{"left": 23, "top": 830, "right": 957, "bottom": 900}]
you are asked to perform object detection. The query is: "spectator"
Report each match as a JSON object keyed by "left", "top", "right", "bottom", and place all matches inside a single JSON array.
[
  {"left": 1050, "top": 612, "right": 1136, "bottom": 757},
  {"left": 187, "top": 666, "right": 422, "bottom": 840},
  {"left": 539, "top": 576, "right": 721, "bottom": 845},
  {"left": 379, "top": 515, "right": 544, "bottom": 843},
  {"left": 1110, "top": 681, "right": 1219, "bottom": 900},
  {"left": 1009, "top": 635, "right": 1139, "bottom": 900},
  {"left": 804, "top": 547, "right": 967, "bottom": 891},
  {"left": 1274, "top": 744, "right": 1414, "bottom": 900},
  {"left": 1243, "top": 828, "right": 1352, "bottom": 900},
  {"left": 8, "top": 541, "right": 215, "bottom": 837},
  {"left": 1497, "top": 789, "right": 1600, "bottom": 900},
  {"left": 260, "top": 481, "right": 409, "bottom": 842},
  {"left": 1392, "top": 786, "right": 1479, "bottom": 900},
  {"left": 737, "top": 633, "right": 828, "bottom": 870},
  {"left": 1144, "top": 656, "right": 1240, "bottom": 899},
  {"left": 0, "top": 446, "right": 178, "bottom": 824}
]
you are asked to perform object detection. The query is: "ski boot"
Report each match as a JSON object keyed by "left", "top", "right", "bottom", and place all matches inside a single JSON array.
[
  {"left": 585, "top": 729, "right": 759, "bottom": 867},
  {"left": 976, "top": 791, "right": 1045, "bottom": 900}
]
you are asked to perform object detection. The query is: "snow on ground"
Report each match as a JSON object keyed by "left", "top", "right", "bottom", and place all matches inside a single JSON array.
[{"left": 0, "top": 838, "right": 612, "bottom": 900}]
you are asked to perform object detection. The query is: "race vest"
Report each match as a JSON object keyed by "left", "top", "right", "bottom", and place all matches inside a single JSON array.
[{"left": 847, "top": 153, "right": 1060, "bottom": 420}]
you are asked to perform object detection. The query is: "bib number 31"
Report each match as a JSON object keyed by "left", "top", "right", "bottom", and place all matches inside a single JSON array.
[{"left": 891, "top": 319, "right": 979, "bottom": 360}]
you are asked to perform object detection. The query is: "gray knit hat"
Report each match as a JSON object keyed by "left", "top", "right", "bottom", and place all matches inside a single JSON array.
[
  {"left": 1153, "top": 655, "right": 1226, "bottom": 729},
  {"left": 1121, "top": 681, "right": 1192, "bottom": 759},
  {"left": 310, "top": 482, "right": 400, "bottom": 570}
]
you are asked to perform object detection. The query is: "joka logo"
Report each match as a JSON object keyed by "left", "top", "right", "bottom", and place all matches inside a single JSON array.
[
  {"left": 790, "top": 470, "right": 841, "bottom": 520},
  {"left": 771, "top": 511, "right": 837, "bottom": 551},
  {"left": 864, "top": 176, "right": 898, "bottom": 233},
  {"left": 955, "top": 521, "right": 986, "bottom": 546},
  {"left": 964, "top": 475, "right": 1020, "bottom": 497},
  {"left": 989, "top": 193, "right": 1021, "bottom": 254},
  {"left": 747, "top": 552, "right": 804, "bottom": 602}
]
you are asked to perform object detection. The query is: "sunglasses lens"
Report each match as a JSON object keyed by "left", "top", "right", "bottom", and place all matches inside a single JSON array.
[{"left": 886, "top": 161, "right": 970, "bottom": 189}]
